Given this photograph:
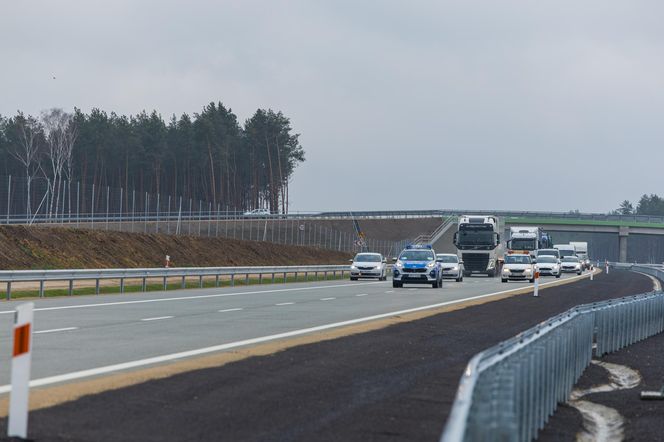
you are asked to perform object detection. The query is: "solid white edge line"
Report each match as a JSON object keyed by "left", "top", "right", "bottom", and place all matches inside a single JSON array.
[
  {"left": 633, "top": 271, "right": 662, "bottom": 291},
  {"left": 0, "top": 281, "right": 383, "bottom": 315},
  {"left": 0, "top": 272, "right": 590, "bottom": 394},
  {"left": 34, "top": 327, "right": 78, "bottom": 335},
  {"left": 140, "top": 316, "right": 174, "bottom": 322}
]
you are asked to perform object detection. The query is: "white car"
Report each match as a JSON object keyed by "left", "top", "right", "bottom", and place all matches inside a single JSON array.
[
  {"left": 243, "top": 208, "right": 271, "bottom": 217},
  {"left": 535, "top": 255, "right": 561, "bottom": 278},
  {"left": 560, "top": 256, "right": 583, "bottom": 275},
  {"left": 350, "top": 253, "right": 387, "bottom": 281},
  {"left": 501, "top": 254, "right": 536, "bottom": 283},
  {"left": 436, "top": 253, "right": 464, "bottom": 282}
]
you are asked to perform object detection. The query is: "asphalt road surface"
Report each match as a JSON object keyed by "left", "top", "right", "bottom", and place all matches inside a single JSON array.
[
  {"left": 0, "top": 273, "right": 584, "bottom": 388},
  {"left": 0, "top": 270, "right": 653, "bottom": 442}
]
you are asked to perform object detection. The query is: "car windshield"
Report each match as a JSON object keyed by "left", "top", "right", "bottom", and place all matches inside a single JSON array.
[
  {"left": 538, "top": 250, "right": 559, "bottom": 256},
  {"left": 436, "top": 255, "right": 458, "bottom": 263},
  {"left": 510, "top": 239, "right": 537, "bottom": 250},
  {"left": 399, "top": 251, "right": 434, "bottom": 261},
  {"left": 354, "top": 254, "right": 382, "bottom": 262},
  {"left": 505, "top": 255, "right": 531, "bottom": 264},
  {"left": 537, "top": 256, "right": 557, "bottom": 263},
  {"left": 561, "top": 257, "right": 579, "bottom": 262}
]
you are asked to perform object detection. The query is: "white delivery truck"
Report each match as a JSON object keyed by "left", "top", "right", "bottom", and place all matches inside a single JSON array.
[
  {"left": 570, "top": 241, "right": 590, "bottom": 269},
  {"left": 554, "top": 244, "right": 576, "bottom": 259}
]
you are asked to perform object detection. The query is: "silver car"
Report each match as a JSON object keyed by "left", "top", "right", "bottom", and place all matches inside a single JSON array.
[
  {"left": 535, "top": 255, "right": 561, "bottom": 278},
  {"left": 436, "top": 253, "right": 464, "bottom": 282},
  {"left": 350, "top": 253, "right": 387, "bottom": 281}
]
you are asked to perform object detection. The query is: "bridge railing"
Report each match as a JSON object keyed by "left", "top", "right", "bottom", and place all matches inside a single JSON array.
[
  {"left": 441, "top": 267, "right": 664, "bottom": 442},
  {"left": 0, "top": 265, "right": 357, "bottom": 300}
]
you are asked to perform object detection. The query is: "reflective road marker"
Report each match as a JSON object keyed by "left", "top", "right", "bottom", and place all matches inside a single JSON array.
[{"left": 8, "top": 302, "right": 34, "bottom": 439}]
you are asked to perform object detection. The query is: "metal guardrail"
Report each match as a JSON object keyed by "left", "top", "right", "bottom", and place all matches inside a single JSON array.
[
  {"left": 0, "top": 265, "right": 354, "bottom": 299},
  {"left": 441, "top": 267, "right": 664, "bottom": 442}
]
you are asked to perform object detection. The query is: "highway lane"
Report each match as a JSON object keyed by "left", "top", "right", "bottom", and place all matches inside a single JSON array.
[{"left": 0, "top": 273, "right": 586, "bottom": 388}]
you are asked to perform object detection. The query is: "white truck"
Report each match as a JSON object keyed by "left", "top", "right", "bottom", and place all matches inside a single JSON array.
[
  {"left": 554, "top": 244, "right": 577, "bottom": 259},
  {"left": 507, "top": 226, "right": 554, "bottom": 257},
  {"left": 570, "top": 241, "right": 590, "bottom": 269},
  {"left": 454, "top": 215, "right": 504, "bottom": 277}
]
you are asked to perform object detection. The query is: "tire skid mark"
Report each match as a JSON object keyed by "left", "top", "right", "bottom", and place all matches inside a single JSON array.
[{"left": 569, "top": 360, "right": 642, "bottom": 442}]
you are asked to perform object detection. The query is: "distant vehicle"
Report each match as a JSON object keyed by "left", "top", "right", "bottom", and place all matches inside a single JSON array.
[
  {"left": 501, "top": 253, "right": 535, "bottom": 283},
  {"left": 243, "top": 208, "right": 271, "bottom": 217},
  {"left": 392, "top": 244, "right": 443, "bottom": 288},
  {"left": 454, "top": 215, "right": 503, "bottom": 277},
  {"left": 535, "top": 255, "right": 561, "bottom": 278},
  {"left": 554, "top": 244, "right": 577, "bottom": 259},
  {"left": 570, "top": 241, "right": 590, "bottom": 269},
  {"left": 349, "top": 253, "right": 387, "bottom": 281},
  {"left": 536, "top": 248, "right": 560, "bottom": 260},
  {"left": 507, "top": 226, "right": 554, "bottom": 257},
  {"left": 560, "top": 256, "right": 583, "bottom": 275},
  {"left": 436, "top": 253, "right": 464, "bottom": 282}
]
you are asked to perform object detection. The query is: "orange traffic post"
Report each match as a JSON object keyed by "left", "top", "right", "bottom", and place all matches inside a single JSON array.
[{"left": 533, "top": 270, "right": 540, "bottom": 297}]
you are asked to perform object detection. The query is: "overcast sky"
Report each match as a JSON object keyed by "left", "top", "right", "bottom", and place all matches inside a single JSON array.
[{"left": 2, "top": 1, "right": 663, "bottom": 213}]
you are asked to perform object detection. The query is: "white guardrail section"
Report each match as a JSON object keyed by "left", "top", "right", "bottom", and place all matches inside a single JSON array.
[
  {"left": 0, "top": 265, "right": 357, "bottom": 300},
  {"left": 441, "top": 264, "right": 664, "bottom": 442}
]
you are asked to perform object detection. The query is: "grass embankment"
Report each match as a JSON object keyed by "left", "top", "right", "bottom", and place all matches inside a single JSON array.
[{"left": 0, "top": 225, "right": 353, "bottom": 300}]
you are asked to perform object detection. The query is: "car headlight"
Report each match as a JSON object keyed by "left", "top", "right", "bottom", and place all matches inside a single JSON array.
[
  {"left": 350, "top": 265, "right": 357, "bottom": 269},
  {"left": 503, "top": 268, "right": 511, "bottom": 273},
  {"left": 395, "top": 262, "right": 403, "bottom": 268},
  {"left": 427, "top": 262, "right": 435, "bottom": 268},
  {"left": 525, "top": 268, "right": 532, "bottom": 274},
  {"left": 451, "top": 266, "right": 459, "bottom": 271}
]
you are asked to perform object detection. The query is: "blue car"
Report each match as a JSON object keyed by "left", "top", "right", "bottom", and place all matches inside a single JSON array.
[{"left": 392, "top": 245, "right": 443, "bottom": 288}]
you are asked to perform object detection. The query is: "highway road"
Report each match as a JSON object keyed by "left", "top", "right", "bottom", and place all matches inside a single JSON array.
[{"left": 0, "top": 273, "right": 586, "bottom": 390}]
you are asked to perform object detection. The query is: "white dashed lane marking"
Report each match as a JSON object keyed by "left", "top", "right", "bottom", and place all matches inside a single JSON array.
[
  {"left": 140, "top": 316, "right": 174, "bottom": 322},
  {"left": 218, "top": 308, "right": 243, "bottom": 313},
  {"left": 275, "top": 302, "right": 294, "bottom": 306},
  {"left": 34, "top": 327, "right": 78, "bottom": 335},
  {"left": 320, "top": 297, "right": 336, "bottom": 301}
]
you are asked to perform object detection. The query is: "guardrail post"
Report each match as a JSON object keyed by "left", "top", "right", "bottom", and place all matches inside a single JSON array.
[
  {"left": 141, "top": 277, "right": 146, "bottom": 292},
  {"left": 6, "top": 282, "right": 11, "bottom": 300},
  {"left": 231, "top": 274, "right": 235, "bottom": 287},
  {"left": 283, "top": 272, "right": 287, "bottom": 283},
  {"left": 324, "top": 271, "right": 327, "bottom": 280},
  {"left": 245, "top": 273, "right": 249, "bottom": 285},
  {"left": 163, "top": 276, "right": 168, "bottom": 291},
  {"left": 259, "top": 273, "right": 263, "bottom": 284},
  {"left": 271, "top": 273, "right": 275, "bottom": 284},
  {"left": 215, "top": 274, "right": 220, "bottom": 287},
  {"left": 199, "top": 275, "right": 203, "bottom": 288},
  {"left": 39, "top": 281, "right": 44, "bottom": 298},
  {"left": 294, "top": 272, "right": 298, "bottom": 282},
  {"left": 181, "top": 276, "right": 186, "bottom": 289},
  {"left": 305, "top": 271, "right": 308, "bottom": 281},
  {"left": 332, "top": 270, "right": 336, "bottom": 279},
  {"left": 120, "top": 278, "right": 125, "bottom": 293},
  {"left": 315, "top": 271, "right": 318, "bottom": 281},
  {"left": 68, "top": 280, "right": 73, "bottom": 296},
  {"left": 95, "top": 279, "right": 100, "bottom": 295}
]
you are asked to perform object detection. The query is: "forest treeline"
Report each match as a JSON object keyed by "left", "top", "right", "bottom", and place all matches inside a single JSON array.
[
  {"left": 0, "top": 102, "right": 304, "bottom": 213},
  {"left": 613, "top": 194, "right": 664, "bottom": 216}
]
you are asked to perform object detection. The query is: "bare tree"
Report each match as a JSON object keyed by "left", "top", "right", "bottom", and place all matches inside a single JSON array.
[
  {"left": 41, "top": 108, "right": 77, "bottom": 218},
  {"left": 8, "top": 112, "right": 42, "bottom": 217}
]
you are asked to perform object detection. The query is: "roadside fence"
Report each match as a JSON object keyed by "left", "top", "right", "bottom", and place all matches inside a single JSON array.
[{"left": 441, "top": 265, "right": 664, "bottom": 442}]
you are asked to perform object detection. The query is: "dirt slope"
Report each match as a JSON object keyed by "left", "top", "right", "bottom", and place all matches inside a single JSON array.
[{"left": 0, "top": 226, "right": 351, "bottom": 270}]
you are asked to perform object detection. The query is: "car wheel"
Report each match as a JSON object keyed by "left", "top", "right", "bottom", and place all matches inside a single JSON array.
[
  {"left": 529, "top": 278, "right": 535, "bottom": 283},
  {"left": 556, "top": 274, "right": 561, "bottom": 279},
  {"left": 392, "top": 281, "right": 402, "bottom": 288},
  {"left": 350, "top": 277, "right": 358, "bottom": 281},
  {"left": 577, "top": 271, "right": 582, "bottom": 275},
  {"left": 501, "top": 278, "right": 508, "bottom": 283},
  {"left": 456, "top": 276, "right": 462, "bottom": 282}
]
